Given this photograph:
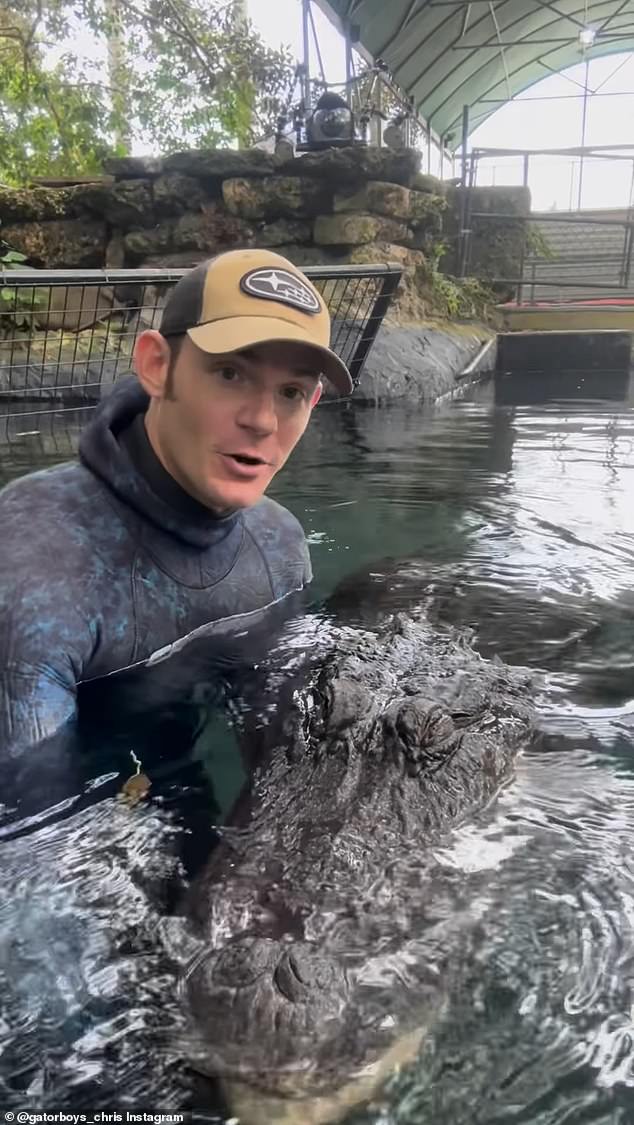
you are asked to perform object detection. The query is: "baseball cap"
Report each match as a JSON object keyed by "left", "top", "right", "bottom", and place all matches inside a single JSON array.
[{"left": 159, "top": 248, "right": 353, "bottom": 395}]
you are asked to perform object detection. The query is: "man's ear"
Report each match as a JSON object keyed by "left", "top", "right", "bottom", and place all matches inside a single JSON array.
[
  {"left": 311, "top": 380, "right": 323, "bottom": 408},
  {"left": 133, "top": 330, "right": 171, "bottom": 398}
]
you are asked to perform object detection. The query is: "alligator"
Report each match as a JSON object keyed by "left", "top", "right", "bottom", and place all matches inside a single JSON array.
[{"left": 171, "top": 590, "right": 536, "bottom": 1125}]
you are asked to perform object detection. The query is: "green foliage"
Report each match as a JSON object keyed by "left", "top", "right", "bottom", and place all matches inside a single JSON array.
[
  {"left": 424, "top": 250, "right": 496, "bottom": 321},
  {"left": 0, "top": 0, "right": 294, "bottom": 185},
  {"left": 0, "top": 247, "right": 28, "bottom": 271},
  {"left": 525, "top": 223, "right": 554, "bottom": 260},
  {"left": 0, "top": 246, "right": 46, "bottom": 336},
  {"left": 454, "top": 276, "right": 497, "bottom": 320},
  {"left": 0, "top": 5, "right": 114, "bottom": 184}
]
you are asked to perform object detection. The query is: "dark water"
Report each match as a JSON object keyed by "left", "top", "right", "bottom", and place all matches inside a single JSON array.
[{"left": 2, "top": 372, "right": 634, "bottom": 1123}]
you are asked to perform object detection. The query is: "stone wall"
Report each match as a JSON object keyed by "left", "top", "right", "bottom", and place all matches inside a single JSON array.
[
  {"left": 0, "top": 146, "right": 454, "bottom": 321},
  {"left": 442, "top": 185, "right": 531, "bottom": 296},
  {"left": 0, "top": 148, "right": 529, "bottom": 400}
]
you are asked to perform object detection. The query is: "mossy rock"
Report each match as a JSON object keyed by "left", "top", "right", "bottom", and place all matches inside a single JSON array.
[
  {"left": 271, "top": 244, "right": 343, "bottom": 267},
  {"left": 1, "top": 219, "right": 106, "bottom": 268},
  {"left": 314, "top": 213, "right": 412, "bottom": 247},
  {"left": 0, "top": 185, "right": 74, "bottom": 223},
  {"left": 255, "top": 220, "right": 313, "bottom": 247},
  {"left": 279, "top": 146, "right": 421, "bottom": 188},
  {"left": 409, "top": 191, "right": 447, "bottom": 224},
  {"left": 223, "top": 176, "right": 330, "bottom": 221},
  {"left": 124, "top": 224, "right": 175, "bottom": 263},
  {"left": 347, "top": 242, "right": 426, "bottom": 271},
  {"left": 334, "top": 181, "right": 410, "bottom": 220},
  {"left": 71, "top": 180, "right": 155, "bottom": 228},
  {"left": 164, "top": 148, "right": 275, "bottom": 180},
  {"left": 411, "top": 173, "right": 446, "bottom": 195},
  {"left": 173, "top": 205, "right": 255, "bottom": 252},
  {"left": 153, "top": 174, "right": 210, "bottom": 217}
]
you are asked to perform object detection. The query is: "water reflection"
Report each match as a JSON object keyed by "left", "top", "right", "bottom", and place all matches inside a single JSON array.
[
  {"left": 1, "top": 374, "right": 634, "bottom": 1121},
  {"left": 347, "top": 748, "right": 634, "bottom": 1125}
]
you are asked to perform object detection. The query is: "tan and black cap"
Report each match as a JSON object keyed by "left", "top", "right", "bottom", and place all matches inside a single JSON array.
[{"left": 159, "top": 248, "right": 353, "bottom": 395}]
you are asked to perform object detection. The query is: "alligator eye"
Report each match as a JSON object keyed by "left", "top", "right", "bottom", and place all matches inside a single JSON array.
[{"left": 381, "top": 695, "right": 458, "bottom": 776}]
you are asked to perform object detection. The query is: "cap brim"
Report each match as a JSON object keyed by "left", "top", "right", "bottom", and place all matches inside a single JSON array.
[{"left": 187, "top": 317, "right": 353, "bottom": 396}]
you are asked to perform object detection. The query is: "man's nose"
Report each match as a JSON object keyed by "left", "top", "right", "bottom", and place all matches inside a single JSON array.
[{"left": 236, "top": 385, "right": 279, "bottom": 435}]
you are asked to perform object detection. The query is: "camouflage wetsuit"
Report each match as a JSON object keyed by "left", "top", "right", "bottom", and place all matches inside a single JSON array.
[{"left": 0, "top": 376, "right": 311, "bottom": 757}]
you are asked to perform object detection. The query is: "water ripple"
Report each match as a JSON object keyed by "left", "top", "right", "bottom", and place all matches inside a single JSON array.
[{"left": 2, "top": 385, "right": 634, "bottom": 1122}]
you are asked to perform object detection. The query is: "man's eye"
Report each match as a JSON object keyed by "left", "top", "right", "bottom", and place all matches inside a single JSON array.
[
  {"left": 281, "top": 386, "right": 305, "bottom": 401},
  {"left": 217, "top": 366, "right": 239, "bottom": 381}
]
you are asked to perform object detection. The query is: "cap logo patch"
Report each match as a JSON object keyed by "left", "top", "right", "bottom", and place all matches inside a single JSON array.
[{"left": 240, "top": 268, "right": 321, "bottom": 315}]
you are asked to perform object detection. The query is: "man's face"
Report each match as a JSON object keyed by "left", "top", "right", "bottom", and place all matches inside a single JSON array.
[{"left": 134, "top": 333, "right": 323, "bottom": 513}]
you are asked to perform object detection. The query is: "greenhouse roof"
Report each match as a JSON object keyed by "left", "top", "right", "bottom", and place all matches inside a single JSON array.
[{"left": 314, "top": 0, "right": 634, "bottom": 140}]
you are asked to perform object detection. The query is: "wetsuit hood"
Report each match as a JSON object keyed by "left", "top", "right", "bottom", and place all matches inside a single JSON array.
[{"left": 79, "top": 376, "right": 240, "bottom": 549}]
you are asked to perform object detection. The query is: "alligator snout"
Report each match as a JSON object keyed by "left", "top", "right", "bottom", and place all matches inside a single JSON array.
[{"left": 185, "top": 936, "right": 349, "bottom": 1080}]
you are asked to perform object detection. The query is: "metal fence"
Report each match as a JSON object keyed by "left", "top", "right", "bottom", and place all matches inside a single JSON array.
[
  {"left": 0, "top": 404, "right": 91, "bottom": 483},
  {"left": 517, "top": 211, "right": 634, "bottom": 303},
  {"left": 0, "top": 264, "right": 402, "bottom": 435},
  {"left": 468, "top": 145, "right": 634, "bottom": 216},
  {"left": 460, "top": 207, "right": 634, "bottom": 305}
]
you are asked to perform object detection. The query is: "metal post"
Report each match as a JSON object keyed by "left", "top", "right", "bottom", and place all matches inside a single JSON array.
[
  {"left": 523, "top": 151, "right": 529, "bottom": 187},
  {"left": 344, "top": 21, "right": 353, "bottom": 89},
  {"left": 626, "top": 160, "right": 634, "bottom": 290},
  {"left": 345, "top": 268, "right": 403, "bottom": 387},
  {"left": 469, "top": 152, "right": 477, "bottom": 188},
  {"left": 517, "top": 214, "right": 528, "bottom": 306},
  {"left": 460, "top": 104, "right": 469, "bottom": 187},
  {"left": 375, "top": 76, "right": 383, "bottom": 147},
  {"left": 578, "top": 57, "right": 590, "bottom": 211},
  {"left": 621, "top": 218, "right": 634, "bottom": 289},
  {"left": 307, "top": 1, "right": 326, "bottom": 87},
  {"left": 458, "top": 104, "right": 470, "bottom": 277},
  {"left": 301, "top": 0, "right": 311, "bottom": 110}
]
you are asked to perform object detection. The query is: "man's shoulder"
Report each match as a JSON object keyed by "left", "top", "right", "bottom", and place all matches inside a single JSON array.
[
  {"left": 1, "top": 459, "right": 103, "bottom": 521},
  {"left": 2, "top": 458, "right": 94, "bottom": 499},
  {"left": 0, "top": 460, "right": 117, "bottom": 559},
  {"left": 242, "top": 496, "right": 312, "bottom": 590},
  {"left": 242, "top": 495, "right": 307, "bottom": 548}
]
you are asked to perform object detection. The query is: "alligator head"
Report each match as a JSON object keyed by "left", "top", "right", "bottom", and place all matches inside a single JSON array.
[{"left": 177, "top": 608, "right": 534, "bottom": 1120}]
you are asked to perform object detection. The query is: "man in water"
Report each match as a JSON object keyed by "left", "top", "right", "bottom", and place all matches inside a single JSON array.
[{"left": 0, "top": 249, "right": 352, "bottom": 754}]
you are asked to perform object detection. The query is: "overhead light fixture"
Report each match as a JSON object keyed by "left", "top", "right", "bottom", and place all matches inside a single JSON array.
[{"left": 579, "top": 26, "right": 596, "bottom": 48}]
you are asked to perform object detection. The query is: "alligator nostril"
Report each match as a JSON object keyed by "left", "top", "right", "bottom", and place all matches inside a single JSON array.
[
  {"left": 273, "top": 944, "right": 348, "bottom": 1004},
  {"left": 273, "top": 949, "right": 309, "bottom": 1002},
  {"left": 287, "top": 950, "right": 305, "bottom": 984}
]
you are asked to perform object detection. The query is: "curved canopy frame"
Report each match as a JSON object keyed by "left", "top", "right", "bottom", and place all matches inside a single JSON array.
[{"left": 314, "top": 0, "right": 634, "bottom": 141}]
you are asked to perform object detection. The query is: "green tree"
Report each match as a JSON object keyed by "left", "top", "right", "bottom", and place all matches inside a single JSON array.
[{"left": 0, "top": 0, "right": 293, "bottom": 186}]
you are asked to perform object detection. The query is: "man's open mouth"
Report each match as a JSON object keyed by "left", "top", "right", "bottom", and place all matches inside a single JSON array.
[{"left": 225, "top": 453, "right": 268, "bottom": 467}]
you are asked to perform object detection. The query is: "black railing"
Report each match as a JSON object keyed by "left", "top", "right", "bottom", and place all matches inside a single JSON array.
[{"left": 0, "top": 264, "right": 402, "bottom": 423}]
